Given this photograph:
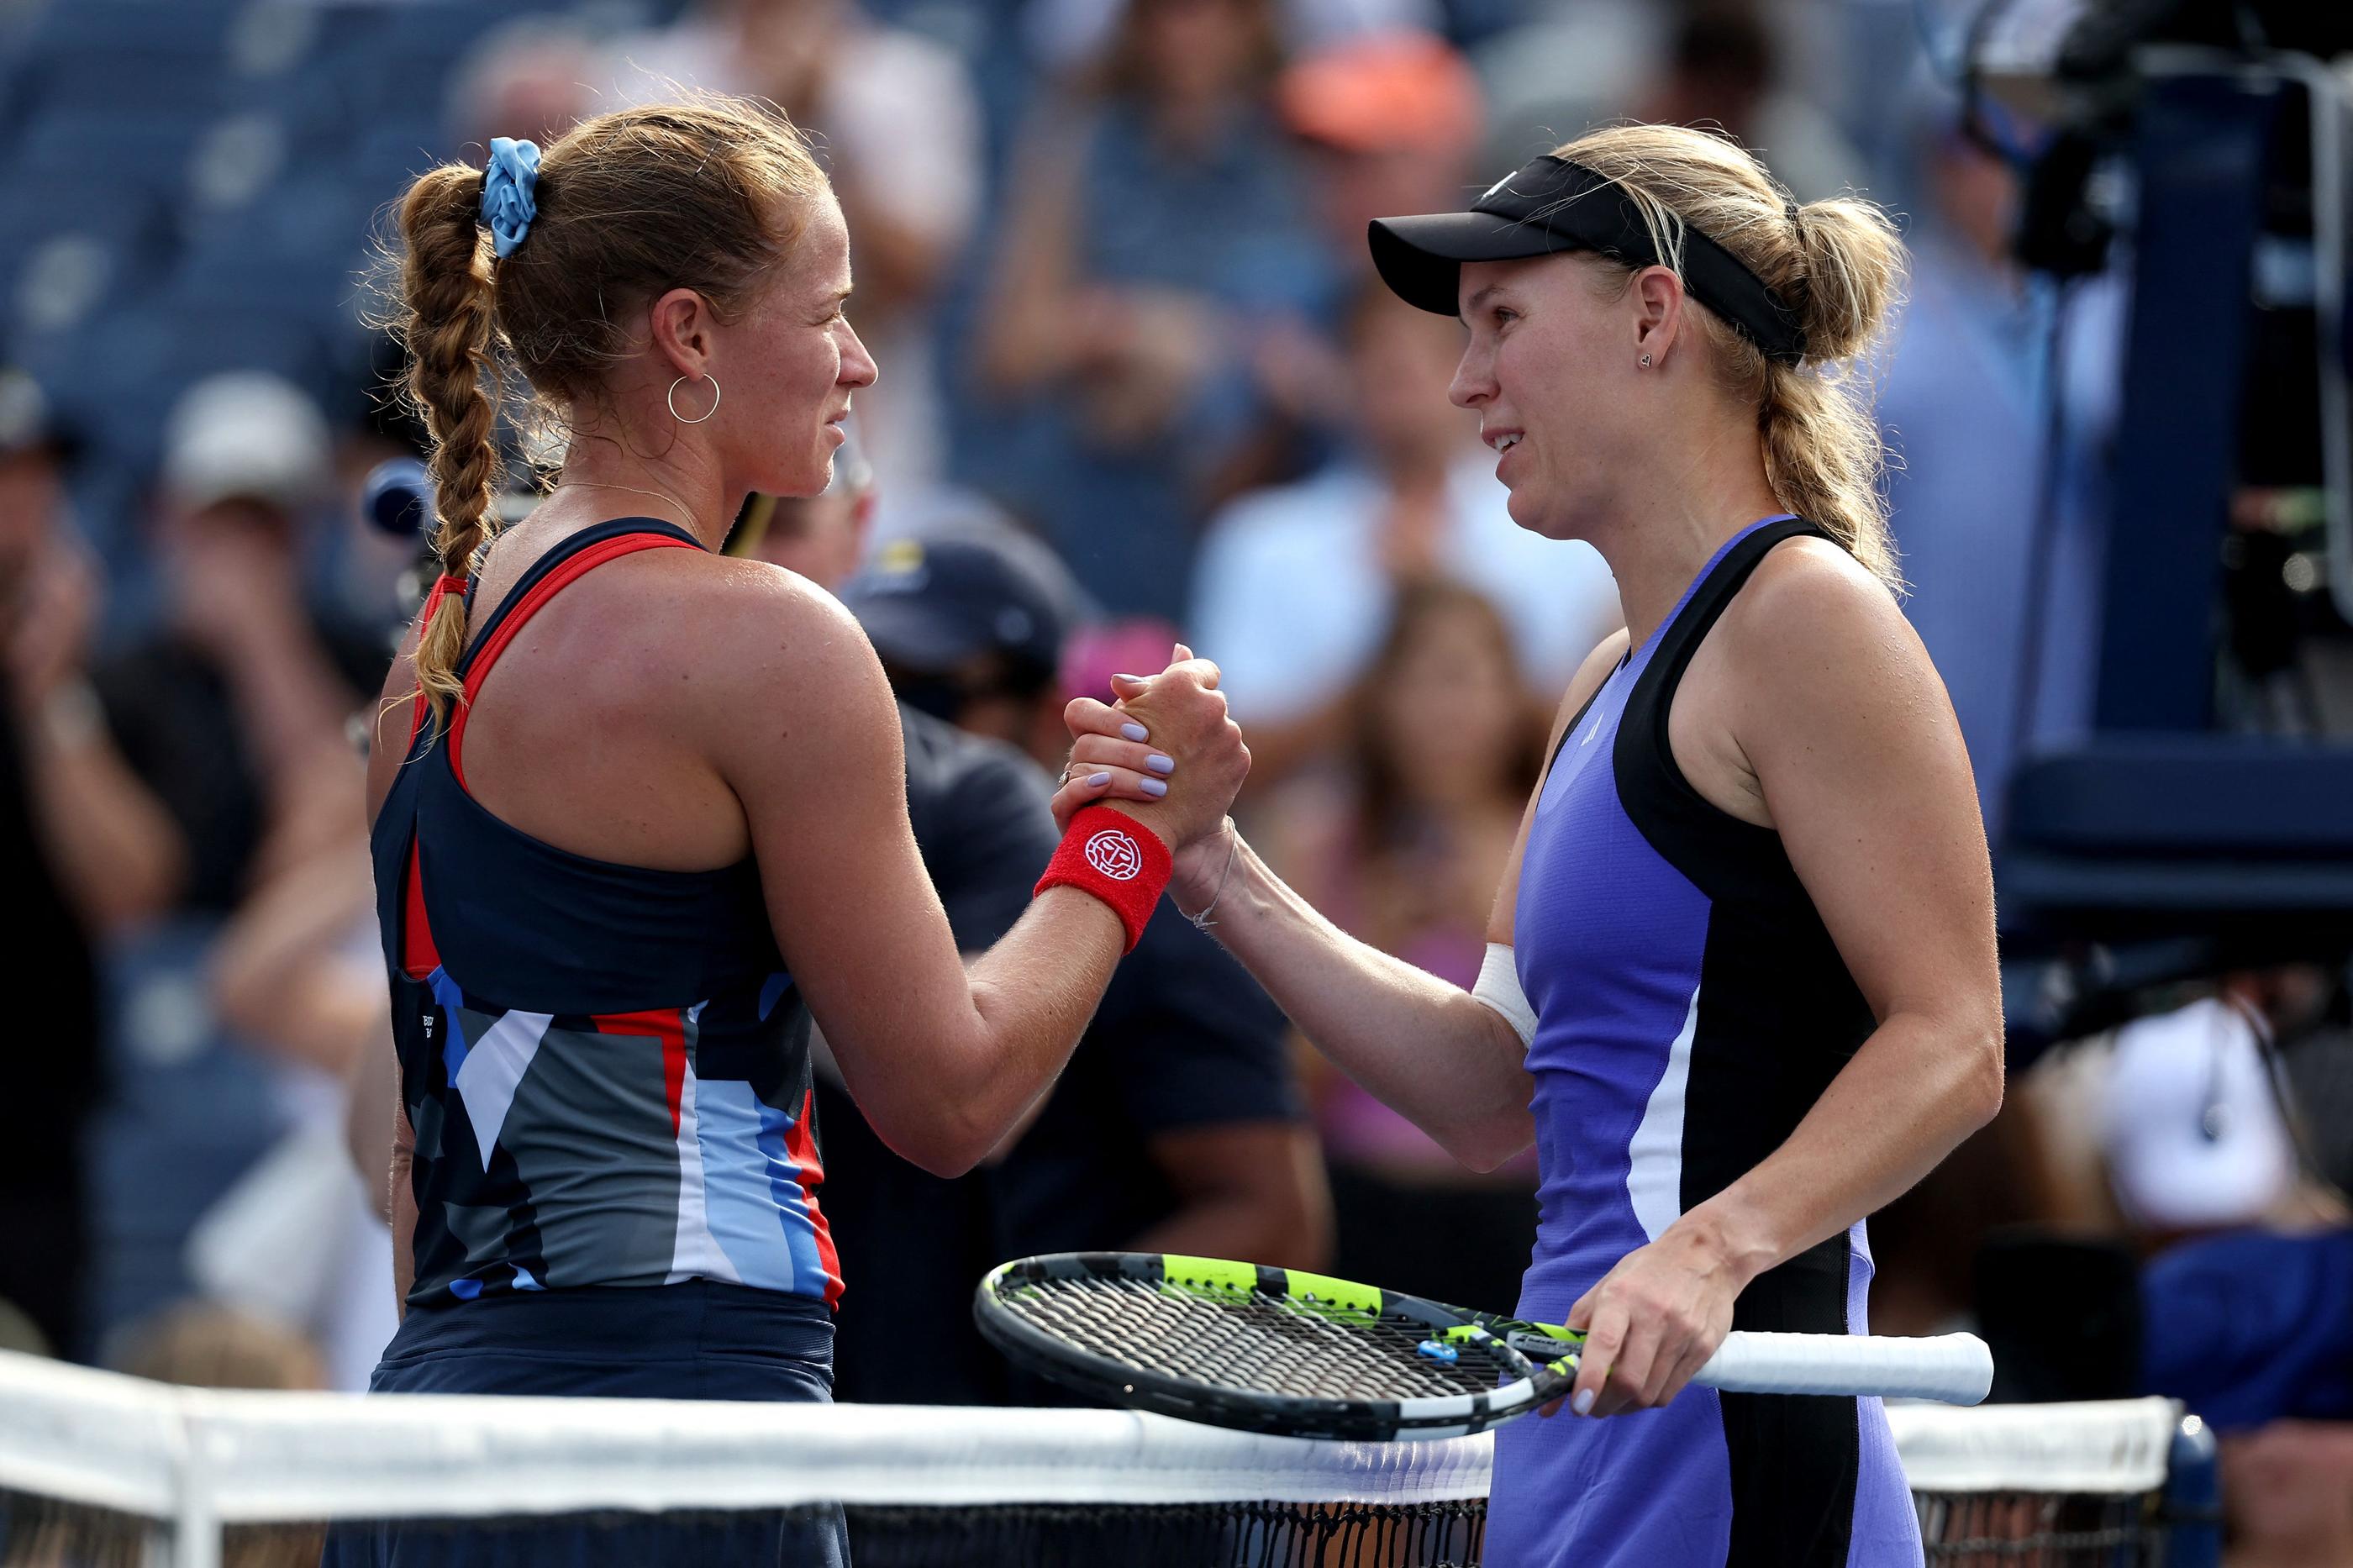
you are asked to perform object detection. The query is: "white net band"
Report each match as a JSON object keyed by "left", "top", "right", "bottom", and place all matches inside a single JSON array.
[
  {"left": 0, "top": 1352, "right": 2187, "bottom": 1522},
  {"left": 1887, "top": 1396, "right": 2182, "bottom": 1496}
]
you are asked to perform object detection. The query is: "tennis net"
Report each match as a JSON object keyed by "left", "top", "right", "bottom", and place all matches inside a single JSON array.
[{"left": 0, "top": 1351, "right": 2208, "bottom": 1567}]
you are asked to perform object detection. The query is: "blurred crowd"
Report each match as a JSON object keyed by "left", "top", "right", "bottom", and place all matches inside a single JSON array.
[{"left": 2, "top": 0, "right": 2350, "bottom": 1560}]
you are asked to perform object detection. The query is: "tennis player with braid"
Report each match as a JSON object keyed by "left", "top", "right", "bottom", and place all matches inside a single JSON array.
[
  {"left": 1058, "top": 125, "right": 2003, "bottom": 1565},
  {"left": 343, "top": 101, "right": 1243, "bottom": 1564}
]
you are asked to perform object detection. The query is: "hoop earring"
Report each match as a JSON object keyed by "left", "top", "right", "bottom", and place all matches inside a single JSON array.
[{"left": 667, "top": 374, "right": 721, "bottom": 425}]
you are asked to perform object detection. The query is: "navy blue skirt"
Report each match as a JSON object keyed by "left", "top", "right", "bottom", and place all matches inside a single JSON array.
[{"left": 323, "top": 1281, "right": 848, "bottom": 1567}]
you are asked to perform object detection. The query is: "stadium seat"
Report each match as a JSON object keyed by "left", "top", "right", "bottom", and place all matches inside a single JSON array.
[
  {"left": 12, "top": 112, "right": 213, "bottom": 211},
  {"left": 19, "top": 0, "right": 236, "bottom": 60},
  {"left": 1997, "top": 738, "right": 2353, "bottom": 947},
  {"left": 0, "top": 174, "right": 162, "bottom": 259},
  {"left": 18, "top": 50, "right": 224, "bottom": 125}
]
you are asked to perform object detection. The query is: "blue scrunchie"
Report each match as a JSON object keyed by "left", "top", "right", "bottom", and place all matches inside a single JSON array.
[{"left": 480, "top": 136, "right": 540, "bottom": 259}]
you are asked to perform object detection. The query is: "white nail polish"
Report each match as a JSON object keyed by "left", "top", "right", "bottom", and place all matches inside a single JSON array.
[{"left": 1571, "top": 1390, "right": 1596, "bottom": 1416}]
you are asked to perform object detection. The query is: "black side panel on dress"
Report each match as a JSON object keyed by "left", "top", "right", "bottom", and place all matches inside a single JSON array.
[{"left": 1614, "top": 519, "right": 1879, "bottom": 1568}]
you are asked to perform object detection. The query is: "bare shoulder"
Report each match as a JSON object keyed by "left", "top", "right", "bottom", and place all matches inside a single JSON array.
[
  {"left": 1720, "top": 536, "right": 1929, "bottom": 697},
  {"left": 1710, "top": 535, "right": 1956, "bottom": 787},
  {"left": 673, "top": 554, "right": 902, "bottom": 780}
]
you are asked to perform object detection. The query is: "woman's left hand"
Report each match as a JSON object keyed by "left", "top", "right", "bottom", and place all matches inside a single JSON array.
[{"left": 1553, "top": 1215, "right": 1752, "bottom": 1418}]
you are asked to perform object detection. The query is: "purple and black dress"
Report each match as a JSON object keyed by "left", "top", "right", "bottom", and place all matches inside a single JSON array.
[{"left": 1492, "top": 516, "right": 1924, "bottom": 1568}]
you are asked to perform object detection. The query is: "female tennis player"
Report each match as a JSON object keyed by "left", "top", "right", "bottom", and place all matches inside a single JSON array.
[
  {"left": 345, "top": 99, "right": 1244, "bottom": 1560},
  {"left": 1056, "top": 124, "right": 2003, "bottom": 1565}
]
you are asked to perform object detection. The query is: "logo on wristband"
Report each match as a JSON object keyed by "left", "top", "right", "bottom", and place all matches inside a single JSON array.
[{"left": 1084, "top": 827, "right": 1145, "bottom": 881}]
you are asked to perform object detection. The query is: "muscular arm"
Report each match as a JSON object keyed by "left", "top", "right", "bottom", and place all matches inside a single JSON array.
[
  {"left": 1674, "top": 549, "right": 2004, "bottom": 1286},
  {"left": 1565, "top": 546, "right": 2003, "bottom": 1417},
  {"left": 707, "top": 575, "right": 1240, "bottom": 1179},
  {"left": 1055, "top": 635, "right": 1630, "bottom": 1171}
]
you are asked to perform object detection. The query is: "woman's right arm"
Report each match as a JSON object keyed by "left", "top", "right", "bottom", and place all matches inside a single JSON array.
[
  {"left": 1052, "top": 634, "right": 1631, "bottom": 1172},
  {"left": 705, "top": 573, "right": 1245, "bottom": 1179}
]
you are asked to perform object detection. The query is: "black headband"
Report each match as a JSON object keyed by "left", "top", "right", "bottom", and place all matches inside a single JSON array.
[{"left": 1367, "top": 156, "right": 1808, "bottom": 365}]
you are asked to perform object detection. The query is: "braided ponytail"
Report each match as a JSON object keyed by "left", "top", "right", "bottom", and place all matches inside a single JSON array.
[
  {"left": 382, "top": 101, "right": 828, "bottom": 730},
  {"left": 394, "top": 163, "right": 505, "bottom": 731}
]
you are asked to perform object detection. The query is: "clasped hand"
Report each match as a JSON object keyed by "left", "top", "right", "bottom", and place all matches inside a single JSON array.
[{"left": 1050, "top": 642, "right": 1250, "bottom": 860}]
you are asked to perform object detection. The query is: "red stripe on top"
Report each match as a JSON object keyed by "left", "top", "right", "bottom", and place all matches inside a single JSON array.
[
  {"left": 401, "top": 837, "right": 440, "bottom": 981},
  {"left": 785, "top": 1088, "right": 845, "bottom": 1308},
  {"left": 592, "top": 1008, "right": 690, "bottom": 1134},
  {"left": 405, "top": 572, "right": 466, "bottom": 754},
  {"left": 446, "top": 534, "right": 699, "bottom": 794}
]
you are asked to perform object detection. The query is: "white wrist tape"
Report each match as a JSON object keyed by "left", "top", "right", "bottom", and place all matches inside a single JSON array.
[{"left": 1472, "top": 942, "right": 1536, "bottom": 1049}]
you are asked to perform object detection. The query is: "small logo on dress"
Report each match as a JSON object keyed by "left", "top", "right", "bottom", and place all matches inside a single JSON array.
[
  {"left": 1580, "top": 718, "right": 1603, "bottom": 747},
  {"left": 1085, "top": 828, "right": 1144, "bottom": 881}
]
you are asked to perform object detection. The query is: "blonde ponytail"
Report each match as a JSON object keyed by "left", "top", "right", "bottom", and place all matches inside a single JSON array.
[{"left": 1551, "top": 126, "right": 1908, "bottom": 591}]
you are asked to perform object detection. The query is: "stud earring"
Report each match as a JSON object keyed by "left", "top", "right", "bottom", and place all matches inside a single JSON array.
[{"left": 1639, "top": 354, "right": 1653, "bottom": 368}]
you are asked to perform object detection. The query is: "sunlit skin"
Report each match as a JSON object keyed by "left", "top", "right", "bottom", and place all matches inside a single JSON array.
[
  {"left": 524, "top": 197, "right": 876, "bottom": 550},
  {"left": 1446, "top": 252, "right": 1785, "bottom": 649},
  {"left": 363, "top": 177, "right": 1250, "bottom": 1313},
  {"left": 1054, "top": 244, "right": 2003, "bottom": 1427}
]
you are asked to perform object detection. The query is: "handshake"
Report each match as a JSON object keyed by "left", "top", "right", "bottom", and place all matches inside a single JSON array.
[{"left": 1046, "top": 643, "right": 1249, "bottom": 918}]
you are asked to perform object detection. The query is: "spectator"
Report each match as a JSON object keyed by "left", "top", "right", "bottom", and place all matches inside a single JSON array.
[
  {"left": 771, "top": 514, "right": 1329, "bottom": 1403},
  {"left": 203, "top": 824, "right": 399, "bottom": 1394},
  {"left": 0, "top": 366, "right": 104, "bottom": 1359},
  {"left": 445, "top": 16, "right": 603, "bottom": 153},
  {"left": 1878, "top": 113, "right": 2046, "bottom": 829},
  {"left": 607, "top": 0, "right": 982, "bottom": 486},
  {"left": 1277, "top": 29, "right": 1483, "bottom": 291},
  {"left": 60, "top": 374, "right": 390, "bottom": 1351},
  {"left": 113, "top": 1299, "right": 327, "bottom": 1392},
  {"left": 973, "top": 0, "right": 1333, "bottom": 621},
  {"left": 1190, "top": 286, "right": 1618, "bottom": 777},
  {"left": 2218, "top": 1418, "right": 2353, "bottom": 1568},
  {"left": 111, "top": 1302, "right": 332, "bottom": 1565},
  {"left": 88, "top": 373, "right": 388, "bottom": 921},
  {"left": 1631, "top": 1, "right": 1862, "bottom": 202},
  {"left": 1252, "top": 580, "right": 1540, "bottom": 1311},
  {"left": 1201, "top": 29, "right": 1482, "bottom": 496}
]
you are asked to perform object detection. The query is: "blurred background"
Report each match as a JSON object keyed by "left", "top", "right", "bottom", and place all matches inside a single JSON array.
[{"left": 2, "top": 0, "right": 2352, "bottom": 1558}]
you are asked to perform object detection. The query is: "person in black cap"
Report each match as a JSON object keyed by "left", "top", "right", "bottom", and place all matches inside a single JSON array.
[
  {"left": 831, "top": 523, "right": 1329, "bottom": 1404},
  {"left": 733, "top": 470, "right": 1329, "bottom": 1404},
  {"left": 1055, "top": 124, "right": 2002, "bottom": 1566}
]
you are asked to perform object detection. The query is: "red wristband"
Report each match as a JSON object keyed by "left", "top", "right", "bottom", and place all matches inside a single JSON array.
[{"left": 1034, "top": 805, "right": 1172, "bottom": 953}]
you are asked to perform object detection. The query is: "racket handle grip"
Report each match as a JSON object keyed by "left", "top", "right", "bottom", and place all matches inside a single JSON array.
[{"left": 1698, "top": 1331, "right": 1993, "bottom": 1405}]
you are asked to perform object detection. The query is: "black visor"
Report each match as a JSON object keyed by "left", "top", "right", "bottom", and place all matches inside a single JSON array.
[{"left": 1369, "top": 155, "right": 1808, "bottom": 365}]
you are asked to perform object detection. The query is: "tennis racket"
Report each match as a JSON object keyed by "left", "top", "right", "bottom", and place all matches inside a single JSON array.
[{"left": 975, "top": 1252, "right": 1993, "bottom": 1442}]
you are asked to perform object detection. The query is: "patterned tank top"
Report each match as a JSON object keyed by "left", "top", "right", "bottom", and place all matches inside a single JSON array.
[{"left": 370, "top": 518, "right": 842, "bottom": 1312}]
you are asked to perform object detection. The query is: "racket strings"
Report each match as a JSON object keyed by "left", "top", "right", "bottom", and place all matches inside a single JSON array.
[{"left": 1006, "top": 1274, "right": 1519, "bottom": 1403}]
